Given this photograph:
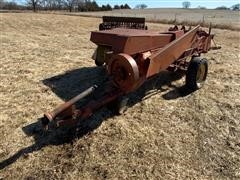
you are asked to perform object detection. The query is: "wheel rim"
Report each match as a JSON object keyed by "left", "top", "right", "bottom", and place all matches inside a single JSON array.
[{"left": 196, "top": 63, "right": 206, "bottom": 84}]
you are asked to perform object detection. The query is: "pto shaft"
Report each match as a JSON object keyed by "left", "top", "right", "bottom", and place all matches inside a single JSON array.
[{"left": 42, "top": 85, "right": 98, "bottom": 126}]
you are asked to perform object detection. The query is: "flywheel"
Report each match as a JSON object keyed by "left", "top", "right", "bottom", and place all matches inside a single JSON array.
[{"left": 108, "top": 53, "right": 139, "bottom": 93}]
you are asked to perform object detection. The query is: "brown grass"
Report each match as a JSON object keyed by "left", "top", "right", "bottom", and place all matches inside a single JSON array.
[
  {"left": 0, "top": 13, "right": 240, "bottom": 179},
  {"left": 59, "top": 8, "right": 240, "bottom": 31},
  {"left": 2, "top": 9, "right": 240, "bottom": 31},
  {"left": 46, "top": 11, "right": 240, "bottom": 31},
  {"left": 147, "top": 19, "right": 240, "bottom": 31}
]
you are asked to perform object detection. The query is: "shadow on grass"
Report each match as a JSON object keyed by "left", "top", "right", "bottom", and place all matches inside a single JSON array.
[{"left": 0, "top": 66, "right": 193, "bottom": 170}]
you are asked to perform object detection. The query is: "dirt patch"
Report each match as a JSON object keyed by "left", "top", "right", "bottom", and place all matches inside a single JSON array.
[{"left": 0, "top": 13, "right": 239, "bottom": 179}]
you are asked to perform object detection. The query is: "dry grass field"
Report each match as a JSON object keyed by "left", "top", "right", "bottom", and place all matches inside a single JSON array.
[
  {"left": 74, "top": 8, "right": 240, "bottom": 30},
  {"left": 0, "top": 13, "right": 240, "bottom": 179}
]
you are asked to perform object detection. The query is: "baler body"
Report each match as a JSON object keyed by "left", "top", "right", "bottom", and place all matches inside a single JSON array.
[{"left": 41, "top": 23, "right": 219, "bottom": 128}]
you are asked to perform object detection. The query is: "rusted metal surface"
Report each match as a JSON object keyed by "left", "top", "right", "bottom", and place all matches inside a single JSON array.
[
  {"left": 91, "top": 28, "right": 173, "bottom": 55},
  {"left": 146, "top": 26, "right": 200, "bottom": 77},
  {"left": 57, "top": 89, "right": 123, "bottom": 126},
  {"left": 42, "top": 85, "right": 98, "bottom": 126},
  {"left": 42, "top": 84, "right": 123, "bottom": 127},
  {"left": 99, "top": 16, "right": 147, "bottom": 30}
]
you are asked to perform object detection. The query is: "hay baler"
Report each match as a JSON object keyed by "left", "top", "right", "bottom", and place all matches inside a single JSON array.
[{"left": 41, "top": 18, "right": 220, "bottom": 128}]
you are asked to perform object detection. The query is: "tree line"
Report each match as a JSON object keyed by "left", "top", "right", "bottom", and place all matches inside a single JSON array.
[
  {"left": 182, "top": 1, "right": 239, "bottom": 10},
  {"left": 0, "top": 0, "right": 131, "bottom": 12},
  {"left": 1, "top": 0, "right": 239, "bottom": 11}
]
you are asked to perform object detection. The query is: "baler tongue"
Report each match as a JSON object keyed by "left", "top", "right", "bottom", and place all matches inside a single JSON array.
[
  {"left": 41, "top": 85, "right": 98, "bottom": 128},
  {"left": 41, "top": 82, "right": 123, "bottom": 128}
]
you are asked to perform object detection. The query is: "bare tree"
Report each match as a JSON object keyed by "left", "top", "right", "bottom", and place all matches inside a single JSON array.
[
  {"left": 63, "top": 0, "right": 76, "bottom": 12},
  {"left": 1, "top": 0, "right": 111, "bottom": 11},
  {"left": 197, "top": 6, "right": 206, "bottom": 9},
  {"left": 56, "top": 0, "right": 64, "bottom": 9},
  {"left": 1, "top": 0, "right": 25, "bottom": 10},
  {"left": 135, "top": 4, "right": 147, "bottom": 9},
  {"left": 27, "top": 0, "right": 40, "bottom": 11},
  {"left": 113, "top": 5, "right": 120, "bottom": 9},
  {"left": 76, "top": 0, "right": 85, "bottom": 11},
  {"left": 39, "top": 0, "right": 64, "bottom": 10},
  {"left": 39, "top": 0, "right": 46, "bottom": 9},
  {"left": 232, "top": 3, "right": 240, "bottom": 10},
  {"left": 215, "top": 6, "right": 229, "bottom": 10},
  {"left": 0, "top": 0, "right": 4, "bottom": 9},
  {"left": 182, "top": 1, "right": 191, "bottom": 9}
]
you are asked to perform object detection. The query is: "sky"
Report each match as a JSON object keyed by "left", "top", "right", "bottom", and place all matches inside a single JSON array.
[
  {"left": 13, "top": 0, "right": 240, "bottom": 9},
  {"left": 96, "top": 0, "right": 239, "bottom": 9}
]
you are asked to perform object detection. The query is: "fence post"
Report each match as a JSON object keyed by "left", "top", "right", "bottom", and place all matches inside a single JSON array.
[{"left": 202, "top": 15, "right": 205, "bottom": 25}]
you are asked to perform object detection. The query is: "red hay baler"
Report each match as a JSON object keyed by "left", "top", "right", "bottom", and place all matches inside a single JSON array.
[{"left": 41, "top": 17, "right": 221, "bottom": 128}]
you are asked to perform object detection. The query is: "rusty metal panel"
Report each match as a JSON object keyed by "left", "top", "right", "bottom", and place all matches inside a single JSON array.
[
  {"left": 121, "top": 35, "right": 172, "bottom": 54},
  {"left": 90, "top": 28, "right": 173, "bottom": 55},
  {"left": 146, "top": 25, "right": 200, "bottom": 77}
]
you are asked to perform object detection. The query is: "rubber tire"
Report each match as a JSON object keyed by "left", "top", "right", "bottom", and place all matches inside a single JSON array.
[
  {"left": 99, "top": 23, "right": 104, "bottom": 31},
  {"left": 107, "top": 96, "right": 129, "bottom": 115},
  {"left": 95, "top": 59, "right": 104, "bottom": 66},
  {"left": 186, "top": 57, "right": 208, "bottom": 90}
]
